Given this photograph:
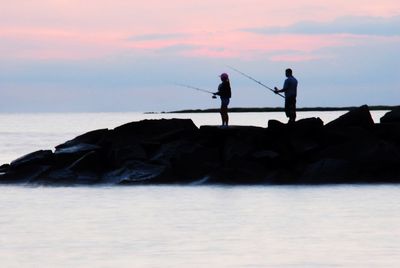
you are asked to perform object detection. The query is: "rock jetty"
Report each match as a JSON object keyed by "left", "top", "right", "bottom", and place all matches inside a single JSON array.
[{"left": 1, "top": 105, "right": 400, "bottom": 185}]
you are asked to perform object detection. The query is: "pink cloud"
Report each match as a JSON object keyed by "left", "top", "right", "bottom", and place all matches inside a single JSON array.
[
  {"left": 126, "top": 30, "right": 349, "bottom": 59},
  {"left": 270, "top": 54, "right": 329, "bottom": 62},
  {"left": 0, "top": 27, "right": 125, "bottom": 59},
  {"left": 1, "top": 0, "right": 399, "bottom": 61},
  {"left": 1, "top": 23, "right": 397, "bottom": 62},
  {"left": 2, "top": 1, "right": 398, "bottom": 32}
]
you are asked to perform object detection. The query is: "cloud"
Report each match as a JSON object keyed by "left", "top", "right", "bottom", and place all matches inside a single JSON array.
[
  {"left": 155, "top": 44, "right": 200, "bottom": 53},
  {"left": 128, "top": 33, "right": 190, "bottom": 41},
  {"left": 245, "top": 15, "right": 400, "bottom": 36}
]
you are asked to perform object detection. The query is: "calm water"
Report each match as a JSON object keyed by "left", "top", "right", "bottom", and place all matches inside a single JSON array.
[
  {"left": 0, "top": 185, "right": 399, "bottom": 267},
  {"left": 1, "top": 111, "right": 398, "bottom": 268}
]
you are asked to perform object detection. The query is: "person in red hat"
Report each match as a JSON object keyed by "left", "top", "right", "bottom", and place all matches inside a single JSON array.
[{"left": 214, "top": 73, "right": 232, "bottom": 127}]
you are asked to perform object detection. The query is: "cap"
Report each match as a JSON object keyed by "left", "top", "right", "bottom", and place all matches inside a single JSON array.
[{"left": 220, "top": 73, "right": 229, "bottom": 81}]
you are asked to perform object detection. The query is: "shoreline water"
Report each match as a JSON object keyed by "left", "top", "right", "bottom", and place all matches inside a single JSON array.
[
  {"left": 1, "top": 184, "right": 400, "bottom": 267},
  {"left": 1, "top": 105, "right": 396, "bottom": 115},
  {"left": 162, "top": 105, "right": 398, "bottom": 114}
]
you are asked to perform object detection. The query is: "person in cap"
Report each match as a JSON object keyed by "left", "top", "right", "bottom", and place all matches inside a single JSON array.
[
  {"left": 274, "top": 68, "right": 298, "bottom": 124},
  {"left": 214, "top": 73, "right": 232, "bottom": 127}
]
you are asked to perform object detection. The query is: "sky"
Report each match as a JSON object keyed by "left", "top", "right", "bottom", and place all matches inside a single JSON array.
[{"left": 0, "top": 0, "right": 399, "bottom": 112}]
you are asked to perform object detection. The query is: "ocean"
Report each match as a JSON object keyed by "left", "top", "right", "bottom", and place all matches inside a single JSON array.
[{"left": 1, "top": 111, "right": 399, "bottom": 268}]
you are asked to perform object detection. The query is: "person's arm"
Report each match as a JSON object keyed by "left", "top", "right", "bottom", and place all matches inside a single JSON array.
[
  {"left": 214, "top": 84, "right": 222, "bottom": 95},
  {"left": 274, "top": 79, "right": 288, "bottom": 93}
]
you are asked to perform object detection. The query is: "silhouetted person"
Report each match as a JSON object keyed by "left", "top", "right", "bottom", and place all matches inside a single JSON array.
[
  {"left": 214, "top": 73, "right": 231, "bottom": 127},
  {"left": 274, "top": 68, "right": 298, "bottom": 123}
]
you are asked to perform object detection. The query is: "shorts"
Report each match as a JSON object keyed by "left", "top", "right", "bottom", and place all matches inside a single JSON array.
[
  {"left": 284, "top": 96, "right": 296, "bottom": 118},
  {"left": 221, "top": 98, "right": 230, "bottom": 108}
]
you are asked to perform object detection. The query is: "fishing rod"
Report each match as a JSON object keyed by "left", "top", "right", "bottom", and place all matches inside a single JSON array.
[
  {"left": 174, "top": 83, "right": 217, "bottom": 98},
  {"left": 227, "top": 66, "right": 285, "bottom": 98}
]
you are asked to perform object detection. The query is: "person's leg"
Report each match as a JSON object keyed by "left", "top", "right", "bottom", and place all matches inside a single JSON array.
[
  {"left": 286, "top": 97, "right": 296, "bottom": 123},
  {"left": 290, "top": 110, "right": 296, "bottom": 123},
  {"left": 221, "top": 106, "right": 228, "bottom": 125},
  {"left": 220, "top": 98, "right": 229, "bottom": 126},
  {"left": 225, "top": 99, "right": 230, "bottom": 126},
  {"left": 290, "top": 98, "right": 296, "bottom": 123},
  {"left": 284, "top": 99, "right": 290, "bottom": 121}
]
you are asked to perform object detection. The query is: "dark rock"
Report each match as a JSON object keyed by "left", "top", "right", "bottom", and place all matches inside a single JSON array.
[
  {"left": 208, "top": 160, "right": 271, "bottom": 184},
  {"left": 104, "top": 119, "right": 199, "bottom": 165},
  {"left": 55, "top": 129, "right": 109, "bottom": 150},
  {"left": 223, "top": 137, "right": 255, "bottom": 162},
  {"left": 0, "top": 165, "right": 51, "bottom": 183},
  {"left": 68, "top": 151, "right": 105, "bottom": 173},
  {"left": 267, "top": 118, "right": 324, "bottom": 153},
  {"left": 267, "top": 117, "right": 324, "bottom": 146},
  {"left": 167, "top": 144, "right": 220, "bottom": 182},
  {"left": 10, "top": 150, "right": 53, "bottom": 169},
  {"left": 290, "top": 138, "right": 321, "bottom": 155},
  {"left": 199, "top": 125, "right": 267, "bottom": 150},
  {"left": 374, "top": 123, "right": 400, "bottom": 143},
  {"left": 291, "top": 117, "right": 324, "bottom": 137},
  {"left": 199, "top": 125, "right": 264, "bottom": 135},
  {"left": 36, "top": 168, "right": 81, "bottom": 185},
  {"left": 300, "top": 158, "right": 355, "bottom": 184},
  {"left": 252, "top": 150, "right": 279, "bottom": 160},
  {"left": 113, "top": 118, "right": 197, "bottom": 140},
  {"left": 267, "top": 119, "right": 286, "bottom": 130},
  {"left": 321, "top": 126, "right": 376, "bottom": 150},
  {"left": 302, "top": 137, "right": 400, "bottom": 183},
  {"left": 1, "top": 151, "right": 54, "bottom": 183},
  {"left": 2, "top": 113, "right": 400, "bottom": 186},
  {"left": 109, "top": 142, "right": 147, "bottom": 165},
  {"left": 32, "top": 165, "right": 102, "bottom": 185},
  {"left": 326, "top": 105, "right": 374, "bottom": 129},
  {"left": 53, "top": 143, "right": 103, "bottom": 170},
  {"left": 380, "top": 107, "right": 400, "bottom": 123},
  {"left": 55, "top": 143, "right": 100, "bottom": 154},
  {"left": 352, "top": 140, "right": 400, "bottom": 182},
  {"left": 51, "top": 129, "right": 110, "bottom": 170},
  {"left": 104, "top": 161, "right": 167, "bottom": 185},
  {"left": 150, "top": 140, "right": 200, "bottom": 165},
  {"left": 0, "top": 164, "right": 10, "bottom": 173},
  {"left": 314, "top": 136, "right": 377, "bottom": 161}
]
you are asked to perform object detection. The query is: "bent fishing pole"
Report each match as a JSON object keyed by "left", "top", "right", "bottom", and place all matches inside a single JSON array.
[
  {"left": 174, "top": 83, "right": 217, "bottom": 98},
  {"left": 227, "top": 66, "right": 285, "bottom": 98}
]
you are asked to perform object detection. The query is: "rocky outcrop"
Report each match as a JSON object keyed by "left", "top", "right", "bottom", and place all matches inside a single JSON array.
[
  {"left": 1, "top": 106, "right": 400, "bottom": 185},
  {"left": 380, "top": 106, "right": 400, "bottom": 123}
]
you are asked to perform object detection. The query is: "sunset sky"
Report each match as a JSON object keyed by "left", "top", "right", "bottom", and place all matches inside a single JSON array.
[{"left": 1, "top": 0, "right": 399, "bottom": 112}]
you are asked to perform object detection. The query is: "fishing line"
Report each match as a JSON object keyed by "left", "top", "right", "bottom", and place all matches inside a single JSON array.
[{"left": 227, "top": 66, "right": 285, "bottom": 98}]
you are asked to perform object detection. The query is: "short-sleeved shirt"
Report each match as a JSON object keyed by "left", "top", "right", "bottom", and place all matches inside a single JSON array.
[
  {"left": 217, "top": 81, "right": 232, "bottom": 99},
  {"left": 283, "top": 76, "right": 298, "bottom": 98}
]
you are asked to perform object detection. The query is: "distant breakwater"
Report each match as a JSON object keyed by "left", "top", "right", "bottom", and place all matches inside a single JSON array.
[
  {"left": 162, "top": 105, "right": 398, "bottom": 114},
  {"left": 1, "top": 105, "right": 400, "bottom": 186}
]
